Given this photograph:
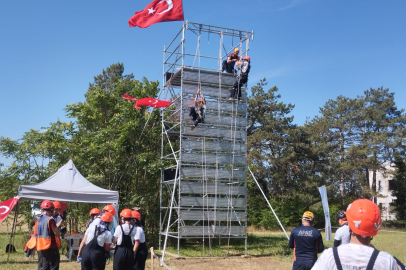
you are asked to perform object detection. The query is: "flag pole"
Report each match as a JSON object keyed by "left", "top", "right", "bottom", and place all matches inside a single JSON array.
[{"left": 7, "top": 200, "right": 19, "bottom": 262}]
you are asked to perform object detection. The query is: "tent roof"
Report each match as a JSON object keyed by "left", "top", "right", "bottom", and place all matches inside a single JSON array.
[{"left": 18, "top": 159, "right": 119, "bottom": 204}]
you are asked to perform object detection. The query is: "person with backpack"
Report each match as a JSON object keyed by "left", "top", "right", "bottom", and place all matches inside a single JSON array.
[
  {"left": 113, "top": 209, "right": 138, "bottom": 270},
  {"left": 288, "top": 211, "right": 324, "bottom": 270},
  {"left": 312, "top": 199, "right": 398, "bottom": 270},
  {"left": 334, "top": 210, "right": 350, "bottom": 247},
  {"left": 131, "top": 210, "right": 147, "bottom": 270},
  {"left": 229, "top": 56, "right": 250, "bottom": 101},
  {"left": 78, "top": 211, "right": 115, "bottom": 270}
]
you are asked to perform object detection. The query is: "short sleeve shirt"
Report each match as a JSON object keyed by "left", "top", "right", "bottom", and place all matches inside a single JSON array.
[
  {"left": 134, "top": 226, "right": 146, "bottom": 243},
  {"left": 311, "top": 244, "right": 398, "bottom": 270},
  {"left": 228, "top": 53, "right": 239, "bottom": 61},
  {"left": 84, "top": 225, "right": 112, "bottom": 247},
  {"left": 334, "top": 224, "right": 350, "bottom": 245},
  {"left": 288, "top": 225, "right": 324, "bottom": 261},
  {"left": 53, "top": 215, "right": 62, "bottom": 227},
  {"left": 113, "top": 223, "right": 137, "bottom": 245}
]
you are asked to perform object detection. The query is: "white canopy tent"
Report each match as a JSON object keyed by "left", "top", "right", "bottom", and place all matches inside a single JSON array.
[
  {"left": 17, "top": 159, "right": 119, "bottom": 203},
  {"left": 7, "top": 159, "right": 119, "bottom": 262}
]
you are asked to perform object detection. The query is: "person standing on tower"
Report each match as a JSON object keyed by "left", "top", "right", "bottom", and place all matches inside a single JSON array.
[
  {"left": 229, "top": 56, "right": 251, "bottom": 101},
  {"left": 222, "top": 47, "right": 240, "bottom": 73}
]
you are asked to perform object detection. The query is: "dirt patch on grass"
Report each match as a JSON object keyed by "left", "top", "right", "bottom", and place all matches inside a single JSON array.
[{"left": 164, "top": 256, "right": 292, "bottom": 270}]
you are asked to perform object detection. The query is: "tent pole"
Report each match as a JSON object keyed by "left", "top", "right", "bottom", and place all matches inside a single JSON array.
[{"left": 7, "top": 200, "right": 20, "bottom": 263}]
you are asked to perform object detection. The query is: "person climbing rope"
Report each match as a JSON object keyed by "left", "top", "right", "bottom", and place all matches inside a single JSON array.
[
  {"left": 334, "top": 210, "right": 350, "bottom": 247},
  {"left": 78, "top": 212, "right": 115, "bottom": 270},
  {"left": 189, "top": 86, "right": 206, "bottom": 130},
  {"left": 288, "top": 211, "right": 324, "bottom": 270},
  {"left": 229, "top": 56, "right": 250, "bottom": 101},
  {"left": 222, "top": 47, "right": 240, "bottom": 73},
  {"left": 312, "top": 199, "right": 399, "bottom": 270}
]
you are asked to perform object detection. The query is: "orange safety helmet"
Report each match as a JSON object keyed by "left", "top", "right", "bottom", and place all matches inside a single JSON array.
[
  {"left": 53, "top": 201, "right": 61, "bottom": 209},
  {"left": 132, "top": 210, "right": 141, "bottom": 221},
  {"left": 198, "top": 99, "right": 203, "bottom": 103},
  {"left": 346, "top": 199, "right": 382, "bottom": 237},
  {"left": 89, "top": 208, "right": 101, "bottom": 216},
  {"left": 243, "top": 56, "right": 250, "bottom": 62},
  {"left": 100, "top": 212, "right": 114, "bottom": 223},
  {"left": 120, "top": 209, "right": 133, "bottom": 219},
  {"left": 41, "top": 200, "right": 54, "bottom": 210},
  {"left": 102, "top": 205, "right": 116, "bottom": 216}
]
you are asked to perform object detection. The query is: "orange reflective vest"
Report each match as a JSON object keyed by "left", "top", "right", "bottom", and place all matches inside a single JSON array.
[
  {"left": 36, "top": 215, "right": 60, "bottom": 251},
  {"left": 24, "top": 219, "right": 38, "bottom": 251}
]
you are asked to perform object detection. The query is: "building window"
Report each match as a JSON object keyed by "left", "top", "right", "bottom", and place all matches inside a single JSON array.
[{"left": 378, "top": 180, "right": 382, "bottom": 191}]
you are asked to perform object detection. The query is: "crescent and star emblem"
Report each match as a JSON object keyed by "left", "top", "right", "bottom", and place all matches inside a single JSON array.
[
  {"left": 0, "top": 206, "right": 10, "bottom": 215},
  {"left": 148, "top": 0, "right": 173, "bottom": 15}
]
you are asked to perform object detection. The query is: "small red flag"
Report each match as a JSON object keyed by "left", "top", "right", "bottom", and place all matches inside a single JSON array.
[
  {"left": 128, "top": 0, "right": 184, "bottom": 28},
  {"left": 0, "top": 197, "right": 19, "bottom": 224}
]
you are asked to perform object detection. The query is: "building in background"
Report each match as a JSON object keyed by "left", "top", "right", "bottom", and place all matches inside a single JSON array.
[{"left": 370, "top": 162, "right": 396, "bottom": 220}]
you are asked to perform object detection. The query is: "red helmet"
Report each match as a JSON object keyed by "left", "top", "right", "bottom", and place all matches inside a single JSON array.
[
  {"left": 243, "top": 56, "right": 250, "bottom": 61},
  {"left": 346, "top": 199, "right": 382, "bottom": 237},
  {"left": 132, "top": 210, "right": 141, "bottom": 221},
  {"left": 120, "top": 209, "right": 133, "bottom": 219},
  {"left": 53, "top": 201, "right": 61, "bottom": 209},
  {"left": 41, "top": 200, "right": 54, "bottom": 210},
  {"left": 100, "top": 212, "right": 114, "bottom": 223},
  {"left": 198, "top": 99, "right": 203, "bottom": 103},
  {"left": 89, "top": 208, "right": 101, "bottom": 216},
  {"left": 102, "top": 205, "right": 116, "bottom": 216}
]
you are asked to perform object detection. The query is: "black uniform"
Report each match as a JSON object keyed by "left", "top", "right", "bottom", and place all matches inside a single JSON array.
[
  {"left": 113, "top": 225, "right": 135, "bottom": 270},
  {"left": 81, "top": 226, "right": 107, "bottom": 270},
  {"left": 288, "top": 225, "right": 324, "bottom": 270},
  {"left": 230, "top": 60, "right": 250, "bottom": 99}
]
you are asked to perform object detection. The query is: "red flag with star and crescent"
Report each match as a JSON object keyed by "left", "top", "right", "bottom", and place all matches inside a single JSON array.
[
  {"left": 128, "top": 0, "right": 184, "bottom": 28},
  {"left": 122, "top": 94, "right": 171, "bottom": 109},
  {"left": 0, "top": 197, "right": 19, "bottom": 224}
]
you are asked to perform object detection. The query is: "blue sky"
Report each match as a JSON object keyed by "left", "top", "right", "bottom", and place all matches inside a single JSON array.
[{"left": 1, "top": 0, "right": 405, "bottom": 164}]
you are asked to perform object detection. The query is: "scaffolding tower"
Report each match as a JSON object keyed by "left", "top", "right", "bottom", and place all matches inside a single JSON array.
[{"left": 159, "top": 21, "right": 253, "bottom": 260}]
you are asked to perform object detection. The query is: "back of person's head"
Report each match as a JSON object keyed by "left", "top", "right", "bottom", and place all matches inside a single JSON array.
[
  {"left": 336, "top": 210, "right": 347, "bottom": 224},
  {"left": 302, "top": 211, "right": 314, "bottom": 224},
  {"left": 346, "top": 199, "right": 382, "bottom": 237},
  {"left": 120, "top": 208, "right": 133, "bottom": 223},
  {"left": 102, "top": 205, "right": 116, "bottom": 216}
]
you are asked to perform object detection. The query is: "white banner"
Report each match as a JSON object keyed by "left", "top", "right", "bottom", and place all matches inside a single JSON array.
[{"left": 318, "top": 185, "right": 332, "bottom": 241}]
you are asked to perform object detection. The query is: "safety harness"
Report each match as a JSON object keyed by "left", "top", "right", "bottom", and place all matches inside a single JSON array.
[
  {"left": 333, "top": 246, "right": 380, "bottom": 270},
  {"left": 117, "top": 225, "right": 135, "bottom": 249}
]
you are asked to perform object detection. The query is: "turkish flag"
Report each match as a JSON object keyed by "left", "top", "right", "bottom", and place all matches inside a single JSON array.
[
  {"left": 128, "top": 0, "right": 184, "bottom": 28},
  {"left": 0, "top": 197, "right": 19, "bottom": 224},
  {"left": 122, "top": 95, "right": 171, "bottom": 109},
  {"left": 135, "top": 97, "right": 172, "bottom": 109}
]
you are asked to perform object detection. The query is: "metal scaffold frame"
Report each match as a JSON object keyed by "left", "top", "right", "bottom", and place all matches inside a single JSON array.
[{"left": 159, "top": 21, "right": 253, "bottom": 263}]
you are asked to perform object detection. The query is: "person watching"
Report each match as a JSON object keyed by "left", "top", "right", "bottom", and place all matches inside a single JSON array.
[
  {"left": 288, "top": 211, "right": 324, "bottom": 270},
  {"left": 334, "top": 210, "right": 350, "bottom": 247},
  {"left": 312, "top": 199, "right": 398, "bottom": 270}
]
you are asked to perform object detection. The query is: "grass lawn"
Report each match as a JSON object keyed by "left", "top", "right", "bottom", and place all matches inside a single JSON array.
[{"left": 0, "top": 220, "right": 405, "bottom": 270}]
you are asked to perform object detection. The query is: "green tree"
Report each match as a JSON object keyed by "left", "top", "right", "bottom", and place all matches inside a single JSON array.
[{"left": 391, "top": 152, "right": 406, "bottom": 220}]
